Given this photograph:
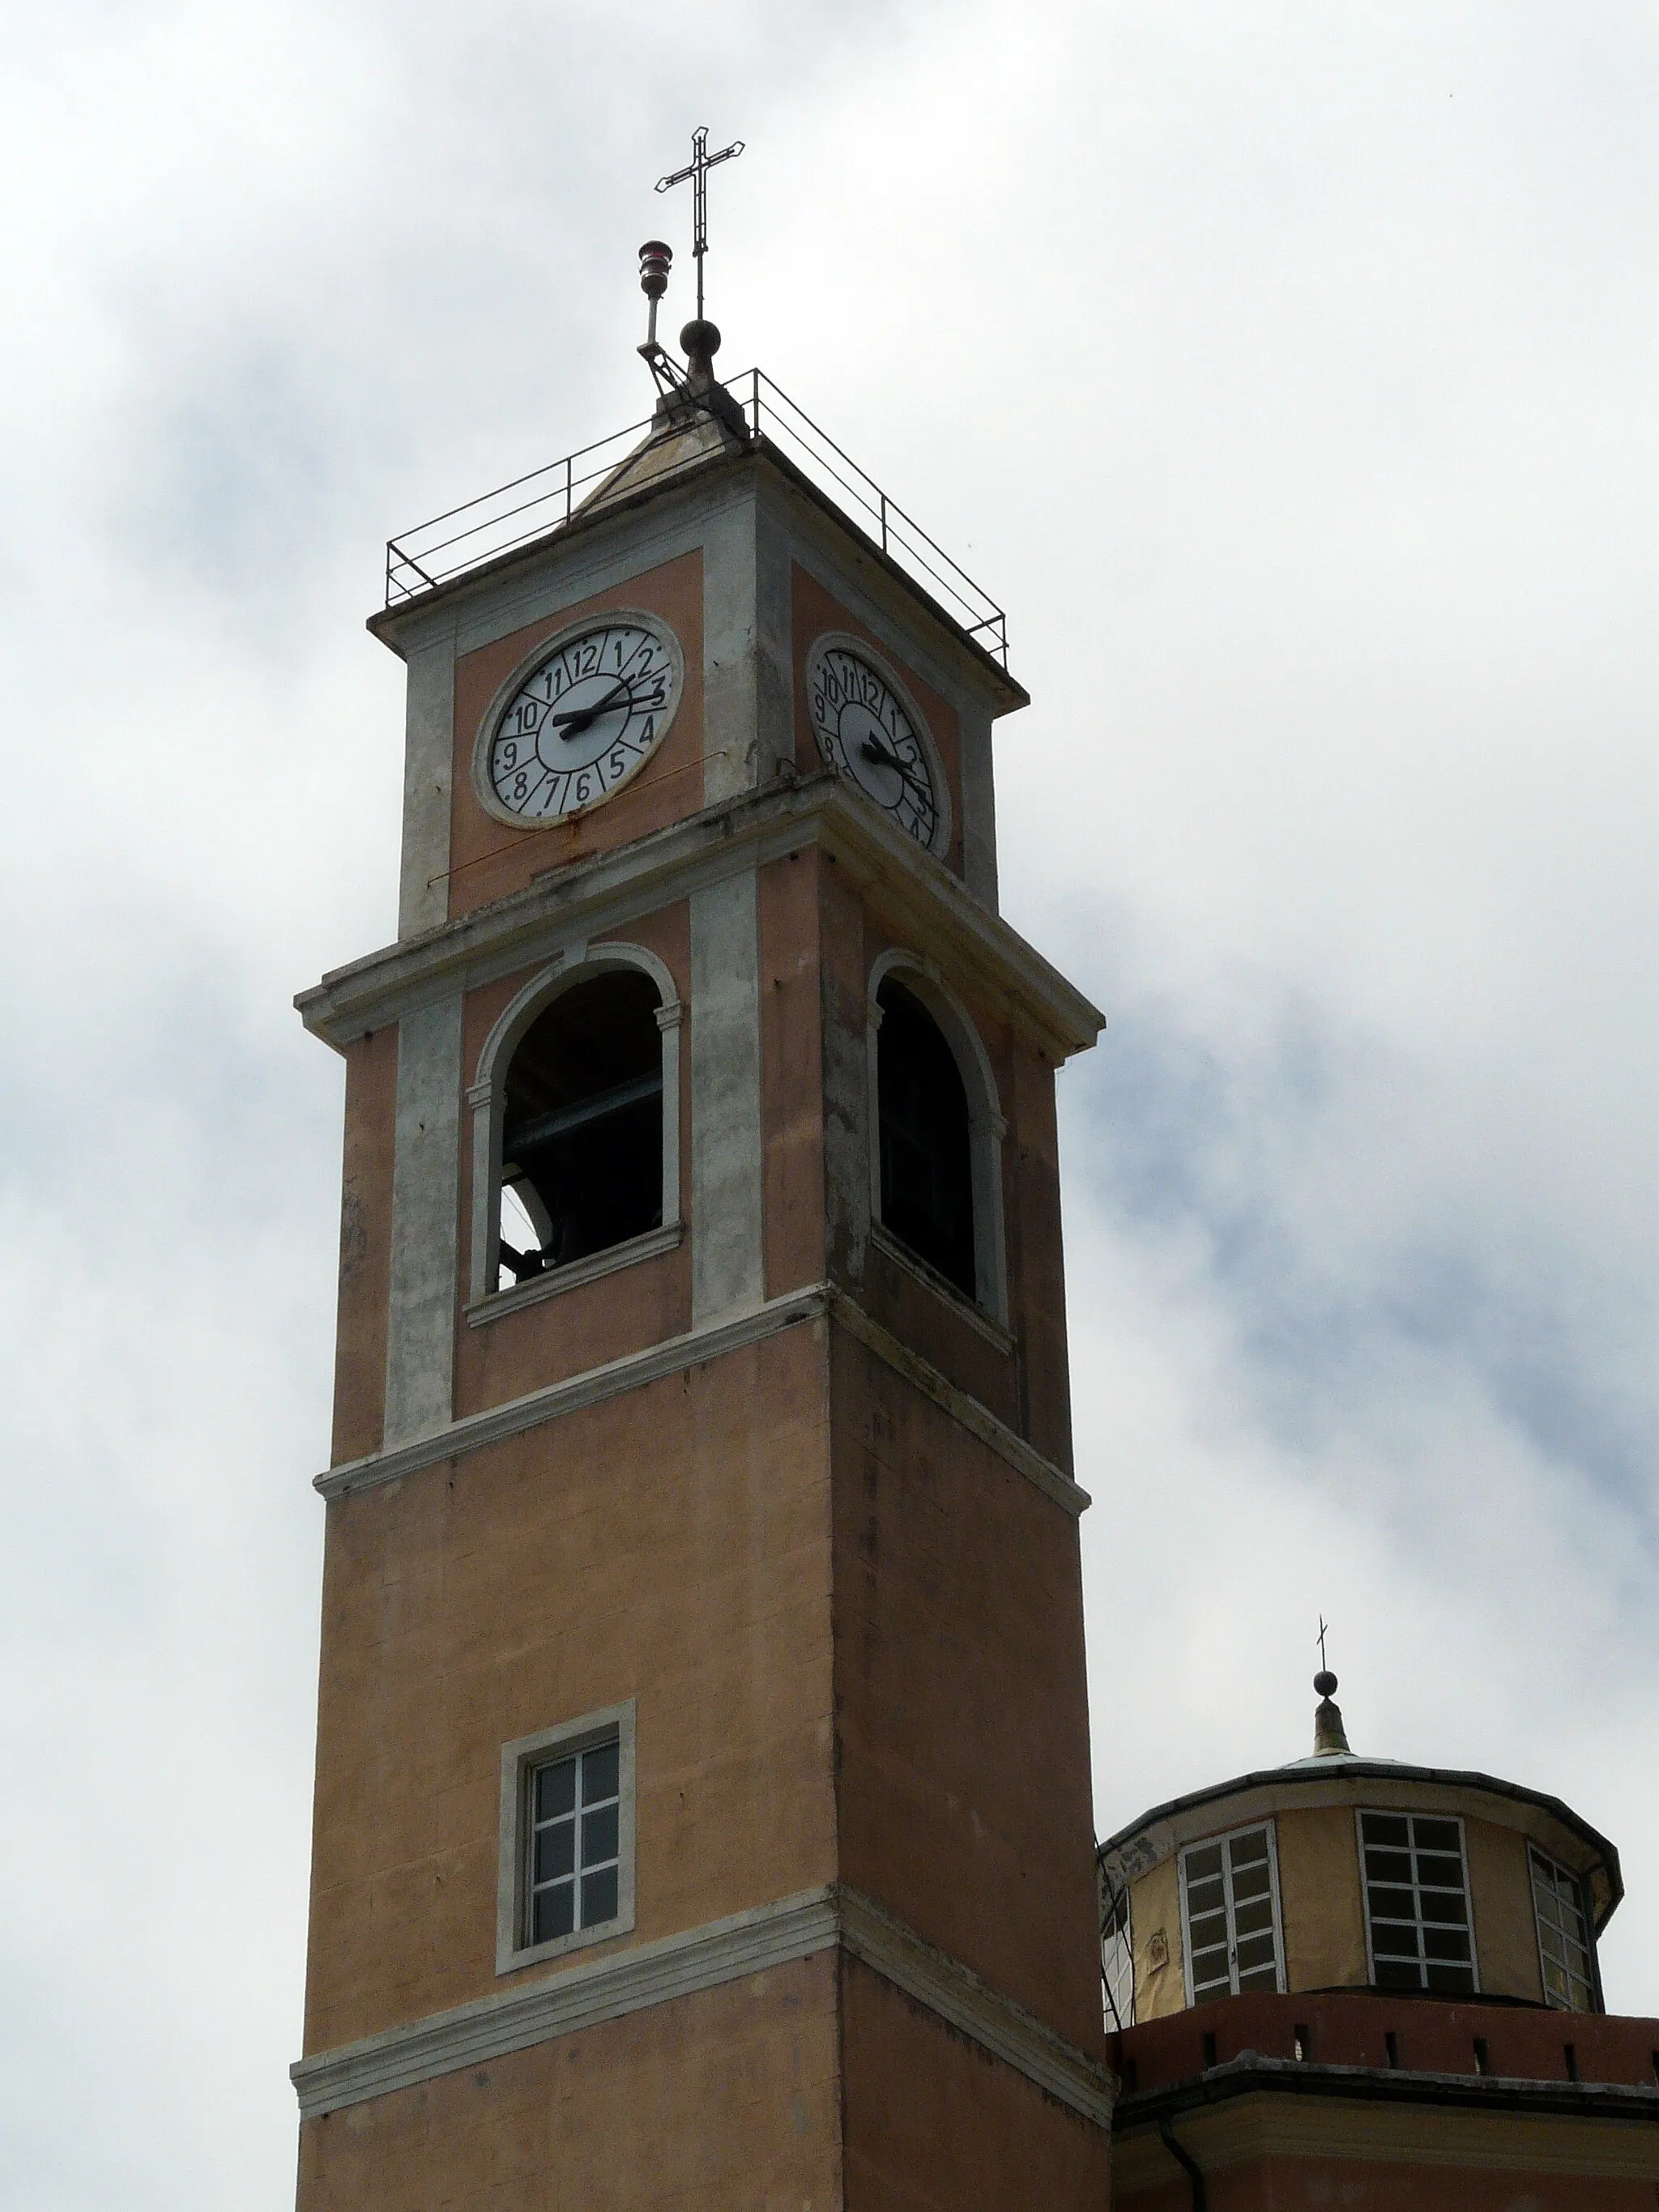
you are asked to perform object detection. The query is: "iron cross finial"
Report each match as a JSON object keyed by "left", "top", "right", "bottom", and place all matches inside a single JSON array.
[
  {"left": 1317, "top": 1616, "right": 1331, "bottom": 1673},
  {"left": 655, "top": 126, "right": 744, "bottom": 321}
]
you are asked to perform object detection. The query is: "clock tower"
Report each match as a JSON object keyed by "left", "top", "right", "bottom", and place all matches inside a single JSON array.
[{"left": 289, "top": 240, "right": 1111, "bottom": 2206}]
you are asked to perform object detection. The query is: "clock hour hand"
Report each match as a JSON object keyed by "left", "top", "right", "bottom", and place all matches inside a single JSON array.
[
  {"left": 860, "top": 735, "right": 930, "bottom": 800},
  {"left": 551, "top": 676, "right": 633, "bottom": 738}
]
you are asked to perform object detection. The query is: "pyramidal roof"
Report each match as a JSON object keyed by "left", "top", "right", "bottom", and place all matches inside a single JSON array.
[{"left": 574, "top": 384, "right": 748, "bottom": 523}]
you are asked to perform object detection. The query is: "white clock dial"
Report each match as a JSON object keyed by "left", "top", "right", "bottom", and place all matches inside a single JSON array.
[
  {"left": 805, "top": 637, "right": 942, "bottom": 851},
  {"left": 481, "top": 616, "right": 682, "bottom": 825}
]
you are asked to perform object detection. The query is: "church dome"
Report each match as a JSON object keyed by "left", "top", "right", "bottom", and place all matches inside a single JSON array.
[{"left": 1097, "top": 1675, "right": 1622, "bottom": 2027}]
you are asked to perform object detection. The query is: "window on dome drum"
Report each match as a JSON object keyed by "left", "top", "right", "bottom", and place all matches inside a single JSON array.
[
  {"left": 1530, "top": 1848, "right": 1597, "bottom": 2012},
  {"left": 1102, "top": 1877, "right": 1135, "bottom": 2030},
  {"left": 1359, "top": 1812, "right": 1477, "bottom": 1994},
  {"left": 497, "top": 970, "right": 663, "bottom": 1289},
  {"left": 1179, "top": 1824, "right": 1285, "bottom": 2004},
  {"left": 526, "top": 1735, "right": 622, "bottom": 1948},
  {"left": 876, "top": 975, "right": 975, "bottom": 1301}
]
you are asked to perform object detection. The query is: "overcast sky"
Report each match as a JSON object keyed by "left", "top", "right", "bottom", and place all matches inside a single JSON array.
[{"left": 0, "top": 4, "right": 1653, "bottom": 2204}]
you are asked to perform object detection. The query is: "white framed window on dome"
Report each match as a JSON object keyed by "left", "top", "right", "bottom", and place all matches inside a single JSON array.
[
  {"left": 1102, "top": 1875, "right": 1135, "bottom": 2030},
  {"left": 1179, "top": 1822, "right": 1285, "bottom": 2004},
  {"left": 1530, "top": 1848, "right": 1597, "bottom": 2012},
  {"left": 1358, "top": 1810, "right": 1478, "bottom": 1995}
]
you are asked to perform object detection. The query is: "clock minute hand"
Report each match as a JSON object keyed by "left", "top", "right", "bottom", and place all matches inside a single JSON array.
[
  {"left": 551, "top": 676, "right": 633, "bottom": 738},
  {"left": 860, "top": 735, "right": 929, "bottom": 799}
]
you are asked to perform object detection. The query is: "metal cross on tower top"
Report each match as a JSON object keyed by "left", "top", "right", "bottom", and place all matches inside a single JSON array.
[
  {"left": 655, "top": 126, "right": 744, "bottom": 320},
  {"left": 1317, "top": 1617, "right": 1332, "bottom": 1673}
]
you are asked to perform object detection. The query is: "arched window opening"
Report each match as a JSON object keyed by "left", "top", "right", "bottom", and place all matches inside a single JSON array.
[
  {"left": 876, "top": 974, "right": 976, "bottom": 1301},
  {"left": 497, "top": 970, "right": 663, "bottom": 1288}
]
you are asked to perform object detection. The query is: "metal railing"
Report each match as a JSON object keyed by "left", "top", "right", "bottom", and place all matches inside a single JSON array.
[{"left": 385, "top": 369, "right": 1009, "bottom": 667}]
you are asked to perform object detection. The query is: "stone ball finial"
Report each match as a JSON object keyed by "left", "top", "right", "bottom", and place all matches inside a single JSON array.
[
  {"left": 679, "top": 318, "right": 722, "bottom": 381},
  {"left": 1314, "top": 1669, "right": 1337, "bottom": 1698}
]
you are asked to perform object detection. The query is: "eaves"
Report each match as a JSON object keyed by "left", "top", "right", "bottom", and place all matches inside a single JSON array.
[{"left": 295, "top": 770, "right": 1104, "bottom": 1064}]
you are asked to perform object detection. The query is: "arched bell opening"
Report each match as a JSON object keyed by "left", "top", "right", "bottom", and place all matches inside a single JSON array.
[
  {"left": 875, "top": 974, "right": 978, "bottom": 1302},
  {"left": 497, "top": 970, "right": 665, "bottom": 1287}
]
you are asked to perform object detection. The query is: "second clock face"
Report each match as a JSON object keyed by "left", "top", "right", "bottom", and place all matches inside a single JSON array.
[
  {"left": 806, "top": 638, "right": 942, "bottom": 851},
  {"left": 482, "top": 617, "right": 682, "bottom": 824}
]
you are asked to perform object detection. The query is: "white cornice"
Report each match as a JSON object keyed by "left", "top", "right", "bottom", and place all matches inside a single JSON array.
[
  {"left": 312, "top": 1281, "right": 1087, "bottom": 1519},
  {"left": 827, "top": 1289, "right": 1089, "bottom": 1515},
  {"left": 313, "top": 1283, "right": 827, "bottom": 1501},
  {"left": 290, "top": 1884, "right": 1114, "bottom": 2129},
  {"left": 294, "top": 774, "right": 1102, "bottom": 1066},
  {"left": 837, "top": 1886, "right": 1115, "bottom": 2127}
]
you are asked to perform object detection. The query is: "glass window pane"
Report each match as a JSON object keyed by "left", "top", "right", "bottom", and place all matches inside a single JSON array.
[
  {"left": 533, "top": 1881, "right": 574, "bottom": 1945},
  {"left": 1373, "top": 1925, "right": 1422, "bottom": 1959},
  {"left": 1186, "top": 1877, "right": 1225, "bottom": 1916},
  {"left": 1186, "top": 1845, "right": 1223, "bottom": 1881},
  {"left": 535, "top": 1757, "right": 577, "bottom": 1822},
  {"left": 1366, "top": 1848, "right": 1412, "bottom": 1885},
  {"left": 582, "top": 1803, "right": 620, "bottom": 1865},
  {"left": 1230, "top": 1861, "right": 1272, "bottom": 1902},
  {"left": 1227, "top": 1831, "right": 1269, "bottom": 1870},
  {"left": 1426, "top": 1962, "right": 1476, "bottom": 1994},
  {"left": 1369, "top": 1886, "right": 1417, "bottom": 1922},
  {"left": 1233, "top": 1897, "right": 1275, "bottom": 1937},
  {"left": 581, "top": 1866, "right": 619, "bottom": 1926},
  {"left": 1417, "top": 1853, "right": 1464, "bottom": 1890},
  {"left": 1421, "top": 1890, "right": 1469, "bottom": 1925},
  {"left": 1191, "top": 1945, "right": 1230, "bottom": 1985},
  {"left": 1235, "top": 1933, "right": 1277, "bottom": 1972},
  {"left": 582, "top": 1740, "right": 621, "bottom": 1804},
  {"left": 1188, "top": 1912, "right": 1228, "bottom": 1949},
  {"left": 1237, "top": 1964, "right": 1279, "bottom": 1992},
  {"left": 534, "top": 1820, "right": 575, "bottom": 1883},
  {"left": 1362, "top": 1813, "right": 1410, "bottom": 1848},
  {"left": 1414, "top": 1818, "right": 1460, "bottom": 1852},
  {"left": 1423, "top": 1928, "right": 1472, "bottom": 1963}
]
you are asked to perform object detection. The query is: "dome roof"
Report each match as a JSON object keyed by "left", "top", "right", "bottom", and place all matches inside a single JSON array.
[{"left": 1097, "top": 1679, "right": 1623, "bottom": 1931}]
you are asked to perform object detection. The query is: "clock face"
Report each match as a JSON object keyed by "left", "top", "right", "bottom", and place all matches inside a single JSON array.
[
  {"left": 480, "top": 616, "right": 683, "bottom": 825},
  {"left": 805, "top": 637, "right": 943, "bottom": 851}
]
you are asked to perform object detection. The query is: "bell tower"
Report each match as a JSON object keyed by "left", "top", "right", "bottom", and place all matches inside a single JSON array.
[{"left": 290, "top": 211, "right": 1111, "bottom": 2207}]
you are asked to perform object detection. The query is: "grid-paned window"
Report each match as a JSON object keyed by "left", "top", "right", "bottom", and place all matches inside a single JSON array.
[
  {"left": 527, "top": 1737, "right": 621, "bottom": 1947},
  {"left": 1179, "top": 1824, "right": 1284, "bottom": 2004},
  {"left": 1359, "top": 1812, "right": 1476, "bottom": 1993},
  {"left": 1530, "top": 1849, "right": 1596, "bottom": 2012},
  {"left": 1102, "top": 1878, "right": 1135, "bottom": 2031}
]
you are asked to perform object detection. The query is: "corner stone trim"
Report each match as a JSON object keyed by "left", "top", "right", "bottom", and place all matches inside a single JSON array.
[{"left": 290, "top": 1885, "right": 1115, "bottom": 2129}]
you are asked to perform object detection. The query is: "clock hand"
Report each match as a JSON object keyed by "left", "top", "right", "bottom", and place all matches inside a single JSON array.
[
  {"left": 859, "top": 735, "right": 931, "bottom": 800},
  {"left": 551, "top": 676, "right": 635, "bottom": 737}
]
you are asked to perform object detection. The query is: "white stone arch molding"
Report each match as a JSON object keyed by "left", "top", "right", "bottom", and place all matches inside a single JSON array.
[
  {"left": 804, "top": 630, "right": 953, "bottom": 861},
  {"left": 470, "top": 607, "right": 686, "bottom": 831},
  {"left": 865, "top": 948, "right": 1009, "bottom": 1328},
  {"left": 467, "top": 942, "right": 684, "bottom": 1305}
]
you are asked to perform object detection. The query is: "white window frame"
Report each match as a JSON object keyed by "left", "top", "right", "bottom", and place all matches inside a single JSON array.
[
  {"left": 1529, "top": 1846, "right": 1598, "bottom": 2013},
  {"left": 496, "top": 1698, "right": 637, "bottom": 1975},
  {"left": 1178, "top": 1818, "right": 1286, "bottom": 2005},
  {"left": 466, "top": 944, "right": 683, "bottom": 1316},
  {"left": 1102, "top": 1873, "right": 1135, "bottom": 2030},
  {"left": 1356, "top": 1808, "right": 1481, "bottom": 1996},
  {"left": 865, "top": 948, "right": 1009, "bottom": 1330}
]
